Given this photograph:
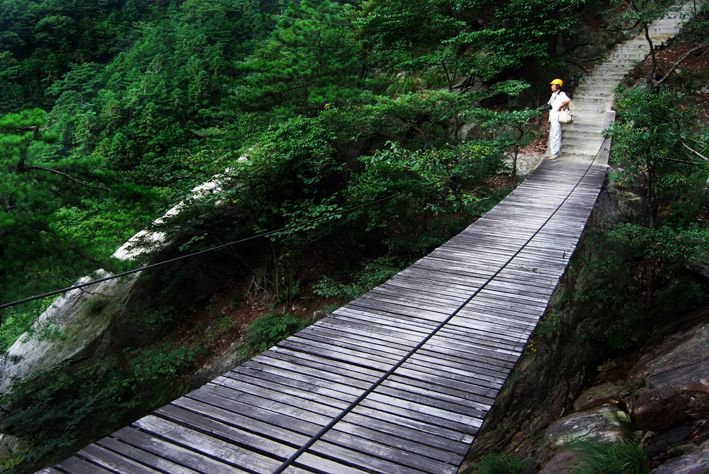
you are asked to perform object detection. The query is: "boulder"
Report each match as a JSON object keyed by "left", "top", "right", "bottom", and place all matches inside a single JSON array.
[
  {"left": 573, "top": 382, "right": 632, "bottom": 412},
  {"left": 544, "top": 404, "right": 627, "bottom": 448},
  {"left": 0, "top": 271, "right": 134, "bottom": 395},
  {"left": 628, "top": 324, "right": 709, "bottom": 432},
  {"left": 538, "top": 449, "right": 583, "bottom": 474},
  {"left": 652, "top": 440, "right": 709, "bottom": 474}
]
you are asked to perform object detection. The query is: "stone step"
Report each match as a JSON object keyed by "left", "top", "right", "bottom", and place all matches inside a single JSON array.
[
  {"left": 562, "top": 137, "right": 604, "bottom": 147},
  {"left": 562, "top": 123, "right": 606, "bottom": 132},
  {"left": 562, "top": 131, "right": 604, "bottom": 141},
  {"left": 572, "top": 103, "right": 612, "bottom": 110},
  {"left": 572, "top": 95, "right": 614, "bottom": 102},
  {"left": 551, "top": 0, "right": 696, "bottom": 163},
  {"left": 590, "top": 70, "right": 630, "bottom": 76}
]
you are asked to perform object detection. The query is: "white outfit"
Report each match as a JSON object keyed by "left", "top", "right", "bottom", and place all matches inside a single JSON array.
[{"left": 548, "top": 91, "right": 570, "bottom": 157}]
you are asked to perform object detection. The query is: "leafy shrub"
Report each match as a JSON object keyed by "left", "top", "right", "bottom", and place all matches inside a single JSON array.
[
  {"left": 314, "top": 257, "right": 401, "bottom": 300},
  {"left": 130, "top": 346, "right": 197, "bottom": 381},
  {"left": 574, "top": 441, "right": 649, "bottom": 474},
  {"left": 246, "top": 312, "right": 309, "bottom": 353},
  {"left": 473, "top": 452, "right": 526, "bottom": 474},
  {"left": 0, "top": 361, "right": 137, "bottom": 466}
]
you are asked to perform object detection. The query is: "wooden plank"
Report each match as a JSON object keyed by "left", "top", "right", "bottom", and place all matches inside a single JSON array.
[
  {"left": 308, "top": 439, "right": 437, "bottom": 474},
  {"left": 314, "top": 318, "right": 428, "bottom": 347},
  {"left": 406, "top": 352, "right": 510, "bottom": 381},
  {"left": 386, "top": 372, "right": 497, "bottom": 405},
  {"left": 298, "top": 326, "right": 412, "bottom": 358},
  {"left": 363, "top": 392, "right": 482, "bottom": 432},
  {"left": 77, "top": 444, "right": 161, "bottom": 474},
  {"left": 321, "top": 428, "right": 457, "bottom": 473},
  {"left": 347, "top": 296, "right": 449, "bottom": 322},
  {"left": 96, "top": 437, "right": 201, "bottom": 474},
  {"left": 338, "top": 412, "right": 469, "bottom": 456},
  {"left": 55, "top": 456, "right": 114, "bottom": 474},
  {"left": 261, "top": 347, "right": 384, "bottom": 382},
  {"left": 169, "top": 396, "right": 310, "bottom": 446},
  {"left": 155, "top": 404, "right": 296, "bottom": 459},
  {"left": 248, "top": 352, "right": 378, "bottom": 389},
  {"left": 374, "top": 382, "right": 489, "bottom": 419},
  {"left": 133, "top": 415, "right": 279, "bottom": 473},
  {"left": 233, "top": 364, "right": 362, "bottom": 400},
  {"left": 221, "top": 370, "right": 353, "bottom": 408},
  {"left": 207, "top": 378, "right": 343, "bottom": 420},
  {"left": 278, "top": 337, "right": 395, "bottom": 371},
  {"left": 331, "top": 308, "right": 436, "bottom": 334},
  {"left": 294, "top": 452, "right": 370, "bottom": 473},
  {"left": 113, "top": 426, "right": 238, "bottom": 474},
  {"left": 186, "top": 386, "right": 323, "bottom": 436},
  {"left": 396, "top": 360, "right": 505, "bottom": 393}
]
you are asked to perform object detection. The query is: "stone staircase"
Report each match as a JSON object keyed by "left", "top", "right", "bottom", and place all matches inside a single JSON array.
[{"left": 562, "top": 1, "right": 701, "bottom": 163}]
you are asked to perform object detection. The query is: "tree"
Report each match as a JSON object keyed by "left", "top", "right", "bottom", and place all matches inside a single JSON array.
[
  {"left": 607, "top": 87, "right": 708, "bottom": 227},
  {"left": 233, "top": 0, "right": 364, "bottom": 116}
]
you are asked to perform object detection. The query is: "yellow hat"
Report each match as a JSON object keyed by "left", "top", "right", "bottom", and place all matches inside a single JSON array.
[{"left": 550, "top": 78, "right": 564, "bottom": 87}]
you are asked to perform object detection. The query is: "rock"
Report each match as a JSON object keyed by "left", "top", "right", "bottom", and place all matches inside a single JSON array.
[
  {"left": 573, "top": 382, "right": 631, "bottom": 412},
  {"left": 504, "top": 152, "right": 545, "bottom": 177},
  {"left": 191, "top": 341, "right": 246, "bottom": 386},
  {"left": 592, "top": 182, "right": 644, "bottom": 227},
  {"left": 458, "top": 123, "right": 478, "bottom": 142},
  {"left": 628, "top": 324, "right": 709, "bottom": 432},
  {"left": 683, "top": 259, "right": 709, "bottom": 279},
  {"left": 652, "top": 440, "right": 709, "bottom": 473},
  {"left": 0, "top": 271, "right": 134, "bottom": 395},
  {"left": 538, "top": 450, "right": 583, "bottom": 474},
  {"left": 0, "top": 433, "right": 27, "bottom": 457},
  {"left": 645, "top": 421, "right": 706, "bottom": 461},
  {"left": 544, "top": 405, "right": 626, "bottom": 448}
]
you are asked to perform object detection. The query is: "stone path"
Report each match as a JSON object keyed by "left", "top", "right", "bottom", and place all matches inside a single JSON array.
[{"left": 562, "top": 0, "right": 699, "bottom": 163}]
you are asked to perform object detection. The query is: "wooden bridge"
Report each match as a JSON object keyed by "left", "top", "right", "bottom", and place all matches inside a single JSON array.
[{"left": 42, "top": 3, "right": 697, "bottom": 473}]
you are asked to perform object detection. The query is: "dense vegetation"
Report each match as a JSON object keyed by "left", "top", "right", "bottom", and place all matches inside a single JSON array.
[
  {"left": 0, "top": 0, "right": 587, "bottom": 349},
  {"left": 1, "top": 0, "right": 706, "bottom": 471}
]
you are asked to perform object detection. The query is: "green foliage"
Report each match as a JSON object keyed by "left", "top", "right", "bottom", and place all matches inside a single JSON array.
[
  {"left": 0, "top": 339, "right": 202, "bottom": 469},
  {"left": 607, "top": 87, "right": 708, "bottom": 226},
  {"left": 139, "top": 308, "right": 180, "bottom": 335},
  {"left": 0, "top": 361, "right": 137, "bottom": 466},
  {"left": 234, "top": 0, "right": 366, "bottom": 116},
  {"left": 574, "top": 441, "right": 649, "bottom": 474},
  {"left": 246, "top": 312, "right": 309, "bottom": 353},
  {"left": 314, "top": 257, "right": 401, "bottom": 300},
  {"left": 473, "top": 452, "right": 526, "bottom": 474},
  {"left": 572, "top": 224, "right": 707, "bottom": 354},
  {"left": 0, "top": 1, "right": 629, "bottom": 470},
  {"left": 130, "top": 345, "right": 198, "bottom": 382}
]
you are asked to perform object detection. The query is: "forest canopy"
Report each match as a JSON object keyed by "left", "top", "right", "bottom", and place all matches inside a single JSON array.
[{"left": 0, "top": 0, "right": 593, "bottom": 347}]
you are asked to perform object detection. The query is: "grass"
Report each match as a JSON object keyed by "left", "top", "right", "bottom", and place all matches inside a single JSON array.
[{"left": 574, "top": 441, "right": 649, "bottom": 474}]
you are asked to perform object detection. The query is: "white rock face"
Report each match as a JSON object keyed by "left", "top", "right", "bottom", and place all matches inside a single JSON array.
[
  {"left": 0, "top": 167, "right": 239, "bottom": 394},
  {"left": 112, "top": 168, "right": 236, "bottom": 261},
  {"left": 0, "top": 271, "right": 133, "bottom": 393}
]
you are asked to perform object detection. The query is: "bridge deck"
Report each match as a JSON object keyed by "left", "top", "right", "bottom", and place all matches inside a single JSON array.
[
  {"left": 44, "top": 2, "right": 698, "bottom": 472},
  {"left": 46, "top": 155, "right": 609, "bottom": 474}
]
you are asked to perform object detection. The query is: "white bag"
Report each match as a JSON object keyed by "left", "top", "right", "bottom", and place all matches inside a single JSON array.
[{"left": 558, "top": 109, "right": 573, "bottom": 124}]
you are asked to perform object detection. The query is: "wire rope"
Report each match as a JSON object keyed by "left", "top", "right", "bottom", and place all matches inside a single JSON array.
[{"left": 273, "top": 137, "right": 610, "bottom": 473}]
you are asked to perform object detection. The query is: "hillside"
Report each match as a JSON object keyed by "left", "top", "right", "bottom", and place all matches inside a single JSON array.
[{"left": 0, "top": 1, "right": 707, "bottom": 472}]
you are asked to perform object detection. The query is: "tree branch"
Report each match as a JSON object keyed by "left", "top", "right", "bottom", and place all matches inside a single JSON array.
[
  {"left": 20, "top": 165, "right": 109, "bottom": 190},
  {"left": 655, "top": 43, "right": 709, "bottom": 87},
  {"left": 683, "top": 142, "right": 708, "bottom": 161}
]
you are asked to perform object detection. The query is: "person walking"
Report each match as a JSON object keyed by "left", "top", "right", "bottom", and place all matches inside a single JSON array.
[{"left": 547, "top": 78, "right": 571, "bottom": 160}]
